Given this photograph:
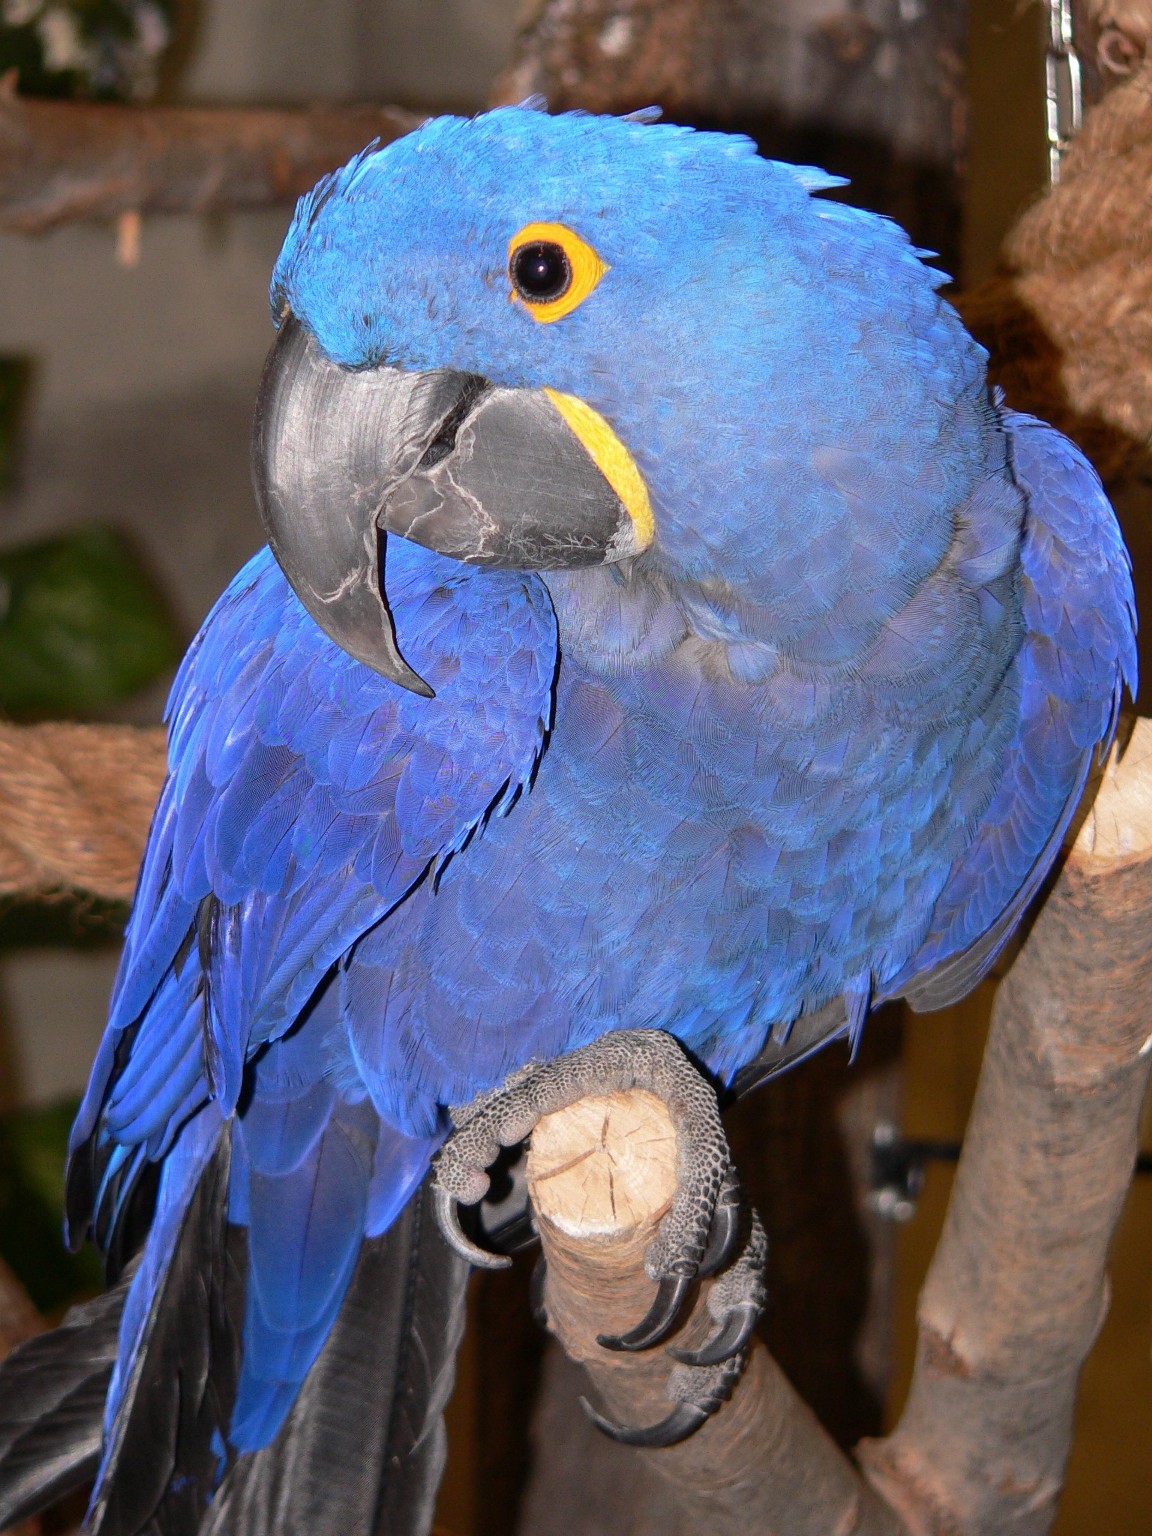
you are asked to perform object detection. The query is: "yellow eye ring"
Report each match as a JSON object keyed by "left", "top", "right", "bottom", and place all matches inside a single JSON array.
[{"left": 508, "top": 222, "right": 608, "bottom": 323}]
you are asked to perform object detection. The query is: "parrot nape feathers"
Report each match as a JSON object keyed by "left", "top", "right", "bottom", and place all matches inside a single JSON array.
[{"left": 0, "top": 105, "right": 1136, "bottom": 1534}]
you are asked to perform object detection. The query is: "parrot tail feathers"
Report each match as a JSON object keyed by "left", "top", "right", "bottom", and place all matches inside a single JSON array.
[
  {"left": 0, "top": 1274, "right": 129, "bottom": 1532},
  {"left": 201, "top": 1176, "right": 469, "bottom": 1536},
  {"left": 88, "top": 1113, "right": 242, "bottom": 1536}
]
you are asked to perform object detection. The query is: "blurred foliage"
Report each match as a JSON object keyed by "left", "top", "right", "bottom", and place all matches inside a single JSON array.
[
  {"left": 0, "top": 1097, "right": 101, "bottom": 1311},
  {"left": 0, "top": 356, "right": 33, "bottom": 496},
  {"left": 0, "top": 0, "right": 172, "bottom": 100},
  {"left": 0, "top": 524, "right": 181, "bottom": 718}
]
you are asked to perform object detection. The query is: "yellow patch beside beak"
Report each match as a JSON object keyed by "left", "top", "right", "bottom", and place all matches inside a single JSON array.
[{"left": 543, "top": 389, "right": 655, "bottom": 552}]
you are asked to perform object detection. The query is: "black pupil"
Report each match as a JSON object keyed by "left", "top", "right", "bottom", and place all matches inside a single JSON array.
[{"left": 511, "top": 242, "right": 572, "bottom": 303}]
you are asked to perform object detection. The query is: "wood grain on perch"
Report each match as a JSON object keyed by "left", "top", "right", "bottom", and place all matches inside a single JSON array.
[{"left": 525, "top": 718, "right": 1152, "bottom": 1536}]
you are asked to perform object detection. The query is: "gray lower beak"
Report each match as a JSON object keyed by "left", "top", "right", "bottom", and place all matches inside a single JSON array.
[{"left": 252, "top": 315, "right": 648, "bottom": 695}]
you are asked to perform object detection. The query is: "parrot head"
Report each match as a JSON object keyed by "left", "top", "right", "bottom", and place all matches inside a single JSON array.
[{"left": 255, "top": 105, "right": 992, "bottom": 693}]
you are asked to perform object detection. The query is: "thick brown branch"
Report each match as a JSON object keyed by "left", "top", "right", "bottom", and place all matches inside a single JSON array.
[
  {"left": 527, "top": 1092, "right": 908, "bottom": 1536},
  {"left": 0, "top": 86, "right": 420, "bottom": 234}
]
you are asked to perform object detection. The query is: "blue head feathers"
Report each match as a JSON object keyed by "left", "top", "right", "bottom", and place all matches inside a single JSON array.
[{"left": 271, "top": 107, "right": 992, "bottom": 625}]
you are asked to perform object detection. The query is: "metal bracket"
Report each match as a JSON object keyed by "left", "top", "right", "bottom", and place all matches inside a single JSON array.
[
  {"left": 1046, "top": 0, "right": 1083, "bottom": 184},
  {"left": 869, "top": 1120, "right": 1152, "bottom": 1222}
]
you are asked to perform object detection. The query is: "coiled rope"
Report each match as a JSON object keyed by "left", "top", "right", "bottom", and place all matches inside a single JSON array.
[{"left": 0, "top": 722, "right": 164, "bottom": 903}]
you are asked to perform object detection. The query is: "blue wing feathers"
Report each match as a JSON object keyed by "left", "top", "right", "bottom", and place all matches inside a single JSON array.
[
  {"left": 71, "top": 538, "right": 557, "bottom": 1462},
  {"left": 101, "top": 1103, "right": 225, "bottom": 1452},
  {"left": 888, "top": 411, "right": 1136, "bottom": 1007}
]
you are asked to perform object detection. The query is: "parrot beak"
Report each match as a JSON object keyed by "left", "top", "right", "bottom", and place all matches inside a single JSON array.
[{"left": 252, "top": 314, "right": 652, "bottom": 695}]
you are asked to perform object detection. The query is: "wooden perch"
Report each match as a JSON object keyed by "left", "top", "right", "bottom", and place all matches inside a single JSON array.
[
  {"left": 528, "top": 1092, "right": 906, "bottom": 1535},
  {"left": 0, "top": 84, "right": 419, "bottom": 234},
  {"left": 860, "top": 718, "right": 1152, "bottom": 1535},
  {"left": 525, "top": 718, "right": 1152, "bottom": 1536}
]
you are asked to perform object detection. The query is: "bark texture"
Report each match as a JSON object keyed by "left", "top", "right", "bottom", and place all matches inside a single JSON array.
[
  {"left": 859, "top": 720, "right": 1152, "bottom": 1535},
  {"left": 528, "top": 1094, "right": 907, "bottom": 1536}
]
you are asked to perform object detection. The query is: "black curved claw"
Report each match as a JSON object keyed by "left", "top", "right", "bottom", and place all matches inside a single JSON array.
[
  {"left": 579, "top": 1395, "right": 710, "bottom": 1448},
  {"left": 530, "top": 1252, "right": 549, "bottom": 1328},
  {"left": 696, "top": 1174, "right": 743, "bottom": 1278},
  {"left": 668, "top": 1301, "right": 760, "bottom": 1367},
  {"left": 432, "top": 1183, "right": 512, "bottom": 1271},
  {"left": 596, "top": 1273, "right": 692, "bottom": 1352}
]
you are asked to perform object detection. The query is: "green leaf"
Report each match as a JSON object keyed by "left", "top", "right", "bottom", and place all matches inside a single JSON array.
[
  {"left": 0, "top": 2, "right": 176, "bottom": 101},
  {"left": 0, "top": 524, "right": 181, "bottom": 718}
]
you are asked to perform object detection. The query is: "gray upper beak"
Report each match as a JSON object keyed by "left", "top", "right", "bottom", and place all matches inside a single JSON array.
[{"left": 252, "top": 315, "right": 648, "bottom": 696}]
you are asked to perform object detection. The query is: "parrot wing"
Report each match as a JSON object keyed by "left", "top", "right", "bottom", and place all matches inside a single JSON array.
[
  {"left": 0, "top": 1274, "right": 130, "bottom": 1530},
  {"left": 886, "top": 409, "right": 1137, "bottom": 1010},
  {"left": 67, "top": 539, "right": 557, "bottom": 1254},
  {"left": 10, "top": 539, "right": 557, "bottom": 1536},
  {"left": 733, "top": 409, "right": 1136, "bottom": 1098}
]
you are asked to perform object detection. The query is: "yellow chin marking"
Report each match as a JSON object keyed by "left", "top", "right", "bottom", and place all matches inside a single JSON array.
[{"left": 544, "top": 389, "right": 654, "bottom": 551}]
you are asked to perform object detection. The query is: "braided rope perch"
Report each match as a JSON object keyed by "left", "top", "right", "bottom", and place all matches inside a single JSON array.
[{"left": 0, "top": 722, "right": 165, "bottom": 904}]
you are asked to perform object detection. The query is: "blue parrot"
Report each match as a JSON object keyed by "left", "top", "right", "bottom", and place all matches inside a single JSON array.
[{"left": 0, "top": 104, "right": 1135, "bottom": 1536}]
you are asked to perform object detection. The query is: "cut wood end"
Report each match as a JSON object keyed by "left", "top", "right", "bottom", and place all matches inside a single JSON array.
[
  {"left": 527, "top": 1089, "right": 677, "bottom": 1241},
  {"left": 1073, "top": 715, "right": 1152, "bottom": 864}
]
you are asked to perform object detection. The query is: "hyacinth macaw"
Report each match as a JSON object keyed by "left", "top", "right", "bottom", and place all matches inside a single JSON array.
[{"left": 0, "top": 104, "right": 1135, "bottom": 1536}]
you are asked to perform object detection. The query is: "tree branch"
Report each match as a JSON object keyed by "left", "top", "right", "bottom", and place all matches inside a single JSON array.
[
  {"left": 524, "top": 720, "right": 1152, "bottom": 1535},
  {"left": 0, "top": 82, "right": 420, "bottom": 234}
]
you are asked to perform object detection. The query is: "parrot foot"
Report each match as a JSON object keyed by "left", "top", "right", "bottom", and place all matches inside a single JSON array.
[
  {"left": 579, "top": 1394, "right": 710, "bottom": 1448},
  {"left": 431, "top": 1028, "right": 745, "bottom": 1329},
  {"left": 432, "top": 1183, "right": 513, "bottom": 1270},
  {"left": 668, "top": 1200, "right": 767, "bottom": 1367},
  {"left": 595, "top": 1163, "right": 745, "bottom": 1352},
  {"left": 584, "top": 1197, "right": 767, "bottom": 1445},
  {"left": 431, "top": 1030, "right": 767, "bottom": 1446},
  {"left": 580, "top": 1351, "right": 740, "bottom": 1448}
]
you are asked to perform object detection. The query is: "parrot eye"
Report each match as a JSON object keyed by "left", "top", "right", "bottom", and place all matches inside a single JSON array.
[
  {"left": 511, "top": 242, "right": 571, "bottom": 303},
  {"left": 507, "top": 222, "right": 609, "bottom": 323}
]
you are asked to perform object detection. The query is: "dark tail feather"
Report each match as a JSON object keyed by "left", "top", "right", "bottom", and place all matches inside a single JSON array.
[
  {"left": 2, "top": 1157, "right": 466, "bottom": 1536},
  {"left": 202, "top": 1176, "right": 469, "bottom": 1536},
  {"left": 0, "top": 1277, "right": 129, "bottom": 1531},
  {"left": 89, "top": 1132, "right": 242, "bottom": 1536}
]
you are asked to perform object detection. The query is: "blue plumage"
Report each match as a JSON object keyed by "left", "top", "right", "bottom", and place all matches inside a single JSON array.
[{"left": 65, "top": 105, "right": 1135, "bottom": 1507}]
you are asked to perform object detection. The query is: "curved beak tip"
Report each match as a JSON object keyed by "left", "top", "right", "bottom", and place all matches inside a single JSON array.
[{"left": 253, "top": 315, "right": 651, "bottom": 695}]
